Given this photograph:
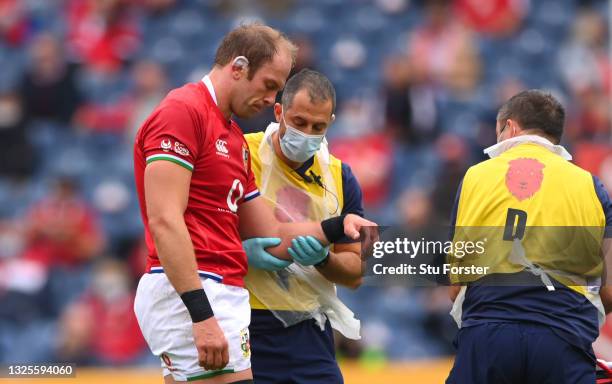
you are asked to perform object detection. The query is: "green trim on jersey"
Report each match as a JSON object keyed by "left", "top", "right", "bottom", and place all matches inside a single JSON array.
[{"left": 146, "top": 154, "right": 194, "bottom": 171}]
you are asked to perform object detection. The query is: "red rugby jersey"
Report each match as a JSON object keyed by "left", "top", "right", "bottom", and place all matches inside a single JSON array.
[{"left": 133, "top": 79, "right": 259, "bottom": 287}]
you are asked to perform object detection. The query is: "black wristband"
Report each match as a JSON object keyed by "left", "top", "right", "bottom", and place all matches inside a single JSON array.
[
  {"left": 180, "top": 289, "right": 214, "bottom": 323},
  {"left": 320, "top": 214, "right": 346, "bottom": 243}
]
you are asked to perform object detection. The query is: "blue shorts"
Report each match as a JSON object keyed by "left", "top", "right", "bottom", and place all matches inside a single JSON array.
[
  {"left": 250, "top": 310, "right": 343, "bottom": 384},
  {"left": 446, "top": 322, "right": 596, "bottom": 384}
]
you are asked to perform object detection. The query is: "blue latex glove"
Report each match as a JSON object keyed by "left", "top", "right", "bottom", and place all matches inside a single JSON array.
[
  {"left": 288, "top": 236, "right": 329, "bottom": 266},
  {"left": 243, "top": 237, "right": 292, "bottom": 271}
]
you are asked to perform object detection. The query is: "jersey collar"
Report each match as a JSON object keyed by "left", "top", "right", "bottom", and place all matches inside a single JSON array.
[
  {"left": 201, "top": 75, "right": 234, "bottom": 127},
  {"left": 484, "top": 134, "right": 572, "bottom": 160},
  {"left": 201, "top": 75, "right": 218, "bottom": 106}
]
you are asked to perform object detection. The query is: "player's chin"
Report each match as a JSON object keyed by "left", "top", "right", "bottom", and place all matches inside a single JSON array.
[{"left": 235, "top": 105, "right": 263, "bottom": 119}]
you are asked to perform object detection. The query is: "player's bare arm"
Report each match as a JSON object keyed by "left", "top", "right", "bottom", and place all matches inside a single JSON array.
[
  {"left": 315, "top": 242, "right": 363, "bottom": 289},
  {"left": 145, "top": 161, "right": 229, "bottom": 371},
  {"left": 237, "top": 195, "right": 377, "bottom": 260},
  {"left": 145, "top": 162, "right": 200, "bottom": 293}
]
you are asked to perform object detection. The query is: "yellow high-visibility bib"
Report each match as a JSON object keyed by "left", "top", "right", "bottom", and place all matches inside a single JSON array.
[
  {"left": 244, "top": 125, "right": 344, "bottom": 315},
  {"left": 450, "top": 143, "right": 605, "bottom": 323}
]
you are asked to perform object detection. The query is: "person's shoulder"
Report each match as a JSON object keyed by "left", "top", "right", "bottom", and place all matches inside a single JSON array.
[
  {"left": 148, "top": 99, "right": 197, "bottom": 129},
  {"left": 563, "top": 159, "right": 594, "bottom": 178},
  {"left": 592, "top": 175, "right": 612, "bottom": 205},
  {"left": 243, "top": 131, "right": 264, "bottom": 162},
  {"left": 592, "top": 174, "right": 608, "bottom": 193},
  {"left": 167, "top": 82, "right": 201, "bottom": 98},
  {"left": 244, "top": 131, "right": 265, "bottom": 147},
  {"left": 333, "top": 156, "right": 360, "bottom": 190},
  {"left": 335, "top": 159, "right": 364, "bottom": 216},
  {"left": 243, "top": 131, "right": 264, "bottom": 167},
  {"left": 338, "top": 160, "right": 354, "bottom": 179},
  {"left": 329, "top": 153, "right": 359, "bottom": 188},
  {"left": 151, "top": 83, "right": 212, "bottom": 123},
  {"left": 327, "top": 152, "right": 344, "bottom": 171},
  {"left": 592, "top": 175, "right": 612, "bottom": 229},
  {"left": 463, "top": 157, "right": 498, "bottom": 179},
  {"left": 162, "top": 82, "right": 208, "bottom": 113}
]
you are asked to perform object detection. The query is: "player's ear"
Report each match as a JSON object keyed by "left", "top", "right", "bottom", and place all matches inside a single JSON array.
[
  {"left": 274, "top": 103, "right": 282, "bottom": 123},
  {"left": 231, "top": 56, "right": 249, "bottom": 80},
  {"left": 330, "top": 113, "right": 336, "bottom": 123},
  {"left": 509, "top": 119, "right": 520, "bottom": 138}
]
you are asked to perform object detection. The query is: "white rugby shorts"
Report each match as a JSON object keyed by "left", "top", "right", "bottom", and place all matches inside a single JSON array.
[{"left": 134, "top": 270, "right": 251, "bottom": 381}]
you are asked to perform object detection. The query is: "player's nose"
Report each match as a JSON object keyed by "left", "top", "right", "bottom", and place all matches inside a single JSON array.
[{"left": 263, "top": 92, "right": 276, "bottom": 106}]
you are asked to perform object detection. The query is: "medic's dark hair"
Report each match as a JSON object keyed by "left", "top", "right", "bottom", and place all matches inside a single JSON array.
[
  {"left": 281, "top": 69, "right": 336, "bottom": 114},
  {"left": 497, "top": 89, "right": 565, "bottom": 144}
]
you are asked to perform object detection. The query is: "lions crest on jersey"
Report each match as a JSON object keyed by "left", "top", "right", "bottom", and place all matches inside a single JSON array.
[{"left": 242, "top": 142, "right": 249, "bottom": 172}]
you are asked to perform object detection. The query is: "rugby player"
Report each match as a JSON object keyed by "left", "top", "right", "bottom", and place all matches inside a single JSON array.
[{"left": 132, "top": 24, "right": 376, "bottom": 384}]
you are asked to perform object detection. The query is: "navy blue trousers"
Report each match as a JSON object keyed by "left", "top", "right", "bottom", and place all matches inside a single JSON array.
[
  {"left": 250, "top": 310, "right": 343, "bottom": 384},
  {"left": 447, "top": 322, "right": 596, "bottom": 384}
]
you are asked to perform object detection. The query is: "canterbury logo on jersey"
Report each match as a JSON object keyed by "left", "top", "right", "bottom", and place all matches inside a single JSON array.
[{"left": 216, "top": 139, "right": 229, "bottom": 155}]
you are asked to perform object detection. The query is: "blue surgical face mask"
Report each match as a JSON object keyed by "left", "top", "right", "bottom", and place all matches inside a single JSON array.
[{"left": 279, "top": 112, "right": 325, "bottom": 163}]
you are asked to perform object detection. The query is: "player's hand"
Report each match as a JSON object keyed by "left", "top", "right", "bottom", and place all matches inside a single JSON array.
[
  {"left": 343, "top": 214, "right": 377, "bottom": 240},
  {"left": 288, "top": 236, "right": 329, "bottom": 266},
  {"left": 343, "top": 214, "right": 379, "bottom": 255},
  {"left": 192, "top": 316, "right": 229, "bottom": 371},
  {"left": 243, "top": 237, "right": 292, "bottom": 271}
]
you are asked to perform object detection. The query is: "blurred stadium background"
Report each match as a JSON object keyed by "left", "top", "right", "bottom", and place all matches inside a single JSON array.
[{"left": 0, "top": 0, "right": 610, "bottom": 382}]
